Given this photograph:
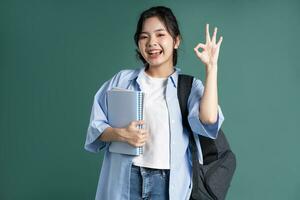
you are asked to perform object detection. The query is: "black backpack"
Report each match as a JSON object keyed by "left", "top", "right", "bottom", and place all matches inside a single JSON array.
[{"left": 177, "top": 74, "right": 236, "bottom": 200}]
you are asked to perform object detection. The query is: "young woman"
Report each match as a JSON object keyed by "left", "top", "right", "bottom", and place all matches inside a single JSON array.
[{"left": 84, "top": 6, "right": 224, "bottom": 200}]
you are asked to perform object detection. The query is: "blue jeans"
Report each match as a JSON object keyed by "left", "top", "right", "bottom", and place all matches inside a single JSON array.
[{"left": 130, "top": 165, "right": 170, "bottom": 200}]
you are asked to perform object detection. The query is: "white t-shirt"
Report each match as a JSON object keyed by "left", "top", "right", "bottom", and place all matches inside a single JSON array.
[{"left": 132, "top": 71, "right": 170, "bottom": 169}]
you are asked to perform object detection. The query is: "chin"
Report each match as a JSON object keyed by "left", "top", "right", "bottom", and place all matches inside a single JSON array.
[{"left": 147, "top": 62, "right": 163, "bottom": 68}]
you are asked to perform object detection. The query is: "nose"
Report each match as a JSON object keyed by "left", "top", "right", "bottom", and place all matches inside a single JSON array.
[{"left": 147, "top": 36, "right": 158, "bottom": 47}]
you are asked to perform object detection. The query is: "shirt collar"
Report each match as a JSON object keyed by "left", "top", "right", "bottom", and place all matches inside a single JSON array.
[{"left": 129, "top": 65, "right": 182, "bottom": 88}]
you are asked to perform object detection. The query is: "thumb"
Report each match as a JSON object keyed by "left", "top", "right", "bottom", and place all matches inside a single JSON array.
[
  {"left": 194, "top": 49, "right": 203, "bottom": 58},
  {"left": 130, "top": 120, "right": 144, "bottom": 127}
]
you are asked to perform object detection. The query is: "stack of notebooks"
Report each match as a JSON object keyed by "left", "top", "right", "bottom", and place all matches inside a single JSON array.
[{"left": 107, "top": 88, "right": 145, "bottom": 156}]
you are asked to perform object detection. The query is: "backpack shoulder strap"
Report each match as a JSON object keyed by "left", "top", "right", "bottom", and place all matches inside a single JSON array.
[
  {"left": 177, "top": 74, "right": 219, "bottom": 164},
  {"left": 177, "top": 74, "right": 194, "bottom": 132},
  {"left": 178, "top": 75, "right": 236, "bottom": 200}
]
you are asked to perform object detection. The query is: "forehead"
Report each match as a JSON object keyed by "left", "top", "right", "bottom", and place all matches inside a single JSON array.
[{"left": 141, "top": 17, "right": 167, "bottom": 33}]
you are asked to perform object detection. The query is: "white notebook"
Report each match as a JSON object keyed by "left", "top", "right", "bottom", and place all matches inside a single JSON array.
[{"left": 107, "top": 88, "right": 144, "bottom": 155}]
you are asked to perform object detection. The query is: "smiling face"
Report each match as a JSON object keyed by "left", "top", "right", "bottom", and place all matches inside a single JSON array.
[{"left": 138, "top": 17, "right": 180, "bottom": 69}]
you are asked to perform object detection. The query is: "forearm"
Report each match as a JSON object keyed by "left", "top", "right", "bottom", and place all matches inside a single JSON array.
[
  {"left": 199, "top": 65, "right": 219, "bottom": 124},
  {"left": 99, "top": 127, "right": 125, "bottom": 142}
]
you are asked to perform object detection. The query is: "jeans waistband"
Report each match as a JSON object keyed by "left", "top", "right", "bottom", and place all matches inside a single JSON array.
[{"left": 132, "top": 164, "right": 170, "bottom": 177}]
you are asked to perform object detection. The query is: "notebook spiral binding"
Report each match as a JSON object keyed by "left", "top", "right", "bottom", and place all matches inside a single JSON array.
[{"left": 137, "top": 92, "right": 144, "bottom": 154}]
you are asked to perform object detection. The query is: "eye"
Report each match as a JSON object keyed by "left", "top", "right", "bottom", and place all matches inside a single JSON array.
[
  {"left": 139, "top": 35, "right": 147, "bottom": 40},
  {"left": 157, "top": 33, "right": 165, "bottom": 37}
]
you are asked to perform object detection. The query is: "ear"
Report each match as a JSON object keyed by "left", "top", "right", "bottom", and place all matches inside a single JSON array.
[{"left": 174, "top": 35, "right": 181, "bottom": 49}]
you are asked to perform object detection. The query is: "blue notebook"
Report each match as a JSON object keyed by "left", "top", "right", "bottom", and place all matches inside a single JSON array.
[{"left": 107, "top": 88, "right": 144, "bottom": 155}]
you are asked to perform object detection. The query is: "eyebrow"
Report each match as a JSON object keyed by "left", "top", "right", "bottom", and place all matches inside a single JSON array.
[{"left": 140, "top": 28, "right": 166, "bottom": 34}]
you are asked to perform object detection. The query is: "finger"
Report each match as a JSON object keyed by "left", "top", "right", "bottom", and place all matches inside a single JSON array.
[
  {"left": 206, "top": 24, "right": 211, "bottom": 43},
  {"left": 138, "top": 142, "right": 146, "bottom": 147},
  {"left": 134, "top": 142, "right": 144, "bottom": 147},
  {"left": 137, "top": 120, "right": 144, "bottom": 124},
  {"left": 130, "top": 120, "right": 144, "bottom": 126},
  {"left": 141, "top": 135, "right": 148, "bottom": 142},
  {"left": 194, "top": 43, "right": 206, "bottom": 51},
  {"left": 217, "top": 36, "right": 223, "bottom": 46},
  {"left": 194, "top": 43, "right": 205, "bottom": 58},
  {"left": 143, "top": 131, "right": 150, "bottom": 138},
  {"left": 139, "top": 135, "right": 146, "bottom": 141},
  {"left": 194, "top": 51, "right": 203, "bottom": 59},
  {"left": 136, "top": 138, "right": 146, "bottom": 147},
  {"left": 139, "top": 129, "right": 147, "bottom": 135},
  {"left": 137, "top": 129, "right": 143, "bottom": 134},
  {"left": 212, "top": 27, "right": 217, "bottom": 44}
]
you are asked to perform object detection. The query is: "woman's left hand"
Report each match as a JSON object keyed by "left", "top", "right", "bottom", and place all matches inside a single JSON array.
[{"left": 194, "top": 24, "right": 223, "bottom": 69}]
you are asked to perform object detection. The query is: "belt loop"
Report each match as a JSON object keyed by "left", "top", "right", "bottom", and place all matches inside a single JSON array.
[{"left": 140, "top": 166, "right": 145, "bottom": 176}]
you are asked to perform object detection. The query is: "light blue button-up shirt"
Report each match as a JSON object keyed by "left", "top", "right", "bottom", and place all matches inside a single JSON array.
[{"left": 84, "top": 66, "right": 224, "bottom": 200}]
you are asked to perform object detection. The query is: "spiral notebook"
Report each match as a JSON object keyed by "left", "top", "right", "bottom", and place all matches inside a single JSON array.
[{"left": 107, "top": 88, "right": 144, "bottom": 155}]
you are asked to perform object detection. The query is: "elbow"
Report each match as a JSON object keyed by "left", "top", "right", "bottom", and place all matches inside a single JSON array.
[{"left": 199, "top": 114, "right": 218, "bottom": 125}]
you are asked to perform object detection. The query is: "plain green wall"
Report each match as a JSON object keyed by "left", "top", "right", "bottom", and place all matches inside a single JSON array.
[{"left": 1, "top": 0, "right": 300, "bottom": 199}]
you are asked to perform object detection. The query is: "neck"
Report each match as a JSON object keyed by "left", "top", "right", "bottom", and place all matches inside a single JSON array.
[{"left": 145, "top": 64, "right": 175, "bottom": 78}]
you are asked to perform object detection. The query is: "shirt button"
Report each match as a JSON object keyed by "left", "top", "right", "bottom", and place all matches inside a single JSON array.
[{"left": 171, "top": 119, "right": 175, "bottom": 123}]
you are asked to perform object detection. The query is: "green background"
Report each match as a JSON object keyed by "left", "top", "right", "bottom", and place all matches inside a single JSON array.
[{"left": 1, "top": 0, "right": 299, "bottom": 199}]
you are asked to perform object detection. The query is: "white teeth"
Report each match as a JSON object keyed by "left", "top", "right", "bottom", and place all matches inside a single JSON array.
[
  {"left": 150, "top": 51, "right": 160, "bottom": 53},
  {"left": 148, "top": 49, "right": 161, "bottom": 53},
  {"left": 148, "top": 50, "right": 162, "bottom": 55}
]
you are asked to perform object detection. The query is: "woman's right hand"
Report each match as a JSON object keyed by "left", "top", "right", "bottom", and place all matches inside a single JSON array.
[{"left": 120, "top": 120, "right": 149, "bottom": 147}]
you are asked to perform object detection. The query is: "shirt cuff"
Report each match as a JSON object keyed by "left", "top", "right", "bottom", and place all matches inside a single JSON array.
[
  {"left": 188, "top": 105, "right": 224, "bottom": 139},
  {"left": 84, "top": 123, "right": 111, "bottom": 153}
]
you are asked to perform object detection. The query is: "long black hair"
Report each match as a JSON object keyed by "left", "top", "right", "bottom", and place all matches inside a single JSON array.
[{"left": 134, "top": 6, "right": 182, "bottom": 67}]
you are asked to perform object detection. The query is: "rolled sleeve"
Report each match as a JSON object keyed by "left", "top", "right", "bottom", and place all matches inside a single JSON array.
[
  {"left": 187, "top": 78, "right": 224, "bottom": 139},
  {"left": 84, "top": 82, "right": 111, "bottom": 153}
]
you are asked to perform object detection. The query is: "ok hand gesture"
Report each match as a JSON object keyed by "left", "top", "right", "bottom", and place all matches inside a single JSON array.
[{"left": 194, "top": 24, "right": 223, "bottom": 69}]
